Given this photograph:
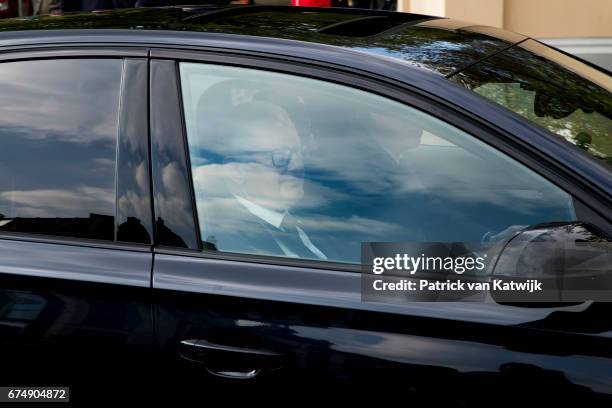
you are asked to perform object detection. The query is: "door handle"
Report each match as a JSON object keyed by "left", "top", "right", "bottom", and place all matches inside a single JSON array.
[{"left": 180, "top": 339, "right": 283, "bottom": 379}]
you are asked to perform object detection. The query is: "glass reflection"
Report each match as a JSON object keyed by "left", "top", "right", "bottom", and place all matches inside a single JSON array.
[
  {"left": 181, "top": 63, "right": 576, "bottom": 264},
  {"left": 0, "top": 8, "right": 523, "bottom": 77},
  {"left": 116, "top": 59, "right": 152, "bottom": 244},
  {"left": 0, "top": 60, "right": 122, "bottom": 241},
  {"left": 150, "top": 60, "right": 199, "bottom": 249},
  {"left": 451, "top": 39, "right": 612, "bottom": 166}
]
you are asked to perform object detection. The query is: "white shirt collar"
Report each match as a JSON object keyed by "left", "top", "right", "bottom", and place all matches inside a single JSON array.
[
  {"left": 234, "top": 194, "right": 286, "bottom": 230},
  {"left": 234, "top": 194, "right": 328, "bottom": 261}
]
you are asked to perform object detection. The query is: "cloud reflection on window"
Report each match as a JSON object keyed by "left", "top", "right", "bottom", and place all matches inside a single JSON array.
[
  {"left": 182, "top": 63, "right": 576, "bottom": 264},
  {"left": 0, "top": 59, "right": 122, "bottom": 241}
]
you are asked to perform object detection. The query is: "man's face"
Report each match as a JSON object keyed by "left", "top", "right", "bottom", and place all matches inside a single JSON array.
[{"left": 226, "top": 102, "right": 304, "bottom": 212}]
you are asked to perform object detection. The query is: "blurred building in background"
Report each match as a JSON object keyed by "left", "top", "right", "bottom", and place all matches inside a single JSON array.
[{"left": 401, "top": 0, "right": 612, "bottom": 70}]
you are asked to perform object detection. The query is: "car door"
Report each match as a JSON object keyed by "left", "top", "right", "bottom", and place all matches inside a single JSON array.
[
  {"left": 0, "top": 50, "right": 156, "bottom": 391},
  {"left": 149, "top": 52, "right": 612, "bottom": 404}
]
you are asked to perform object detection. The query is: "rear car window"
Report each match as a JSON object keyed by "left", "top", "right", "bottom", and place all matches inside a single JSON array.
[{"left": 0, "top": 59, "right": 122, "bottom": 241}]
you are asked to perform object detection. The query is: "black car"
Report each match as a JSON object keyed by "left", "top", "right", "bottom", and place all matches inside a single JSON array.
[{"left": 0, "top": 5, "right": 609, "bottom": 405}]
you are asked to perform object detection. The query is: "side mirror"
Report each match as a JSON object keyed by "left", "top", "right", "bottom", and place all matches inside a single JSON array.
[{"left": 490, "top": 222, "right": 612, "bottom": 306}]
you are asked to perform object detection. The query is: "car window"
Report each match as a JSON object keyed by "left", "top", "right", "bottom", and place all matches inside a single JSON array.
[
  {"left": 450, "top": 39, "right": 612, "bottom": 166},
  {"left": 180, "top": 62, "right": 576, "bottom": 264},
  {"left": 0, "top": 59, "right": 122, "bottom": 241}
]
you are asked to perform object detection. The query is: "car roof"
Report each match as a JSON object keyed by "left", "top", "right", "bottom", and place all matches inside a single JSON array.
[{"left": 0, "top": 5, "right": 527, "bottom": 77}]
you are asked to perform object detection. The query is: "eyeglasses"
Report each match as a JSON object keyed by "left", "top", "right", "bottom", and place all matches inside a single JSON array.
[
  {"left": 226, "top": 148, "right": 302, "bottom": 174},
  {"left": 271, "top": 148, "right": 294, "bottom": 170}
]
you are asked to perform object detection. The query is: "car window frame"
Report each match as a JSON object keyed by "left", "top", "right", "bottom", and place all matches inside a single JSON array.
[
  {"left": 150, "top": 48, "right": 611, "bottom": 272},
  {"left": 0, "top": 46, "right": 153, "bottom": 252}
]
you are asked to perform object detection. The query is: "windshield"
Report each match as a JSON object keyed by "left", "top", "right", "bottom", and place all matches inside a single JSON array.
[{"left": 450, "top": 39, "right": 612, "bottom": 166}]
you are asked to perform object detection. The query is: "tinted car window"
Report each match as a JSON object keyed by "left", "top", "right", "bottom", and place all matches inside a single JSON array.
[
  {"left": 451, "top": 39, "right": 612, "bottom": 166},
  {"left": 180, "top": 63, "right": 576, "bottom": 264},
  {"left": 0, "top": 59, "right": 122, "bottom": 241}
]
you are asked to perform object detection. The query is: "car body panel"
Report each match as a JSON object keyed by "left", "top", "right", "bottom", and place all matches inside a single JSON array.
[
  {"left": 0, "top": 239, "right": 154, "bottom": 387},
  {"left": 150, "top": 58, "right": 200, "bottom": 249},
  {"left": 154, "top": 284, "right": 612, "bottom": 399},
  {"left": 153, "top": 250, "right": 608, "bottom": 329},
  {"left": 116, "top": 58, "right": 155, "bottom": 245},
  {"left": 0, "top": 237, "right": 150, "bottom": 286}
]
